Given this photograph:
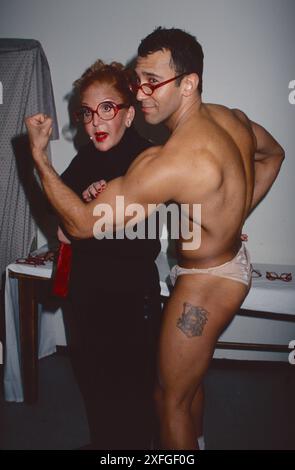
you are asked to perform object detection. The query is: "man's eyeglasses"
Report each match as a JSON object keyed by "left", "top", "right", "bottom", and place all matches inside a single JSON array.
[
  {"left": 131, "top": 73, "right": 186, "bottom": 96},
  {"left": 75, "top": 101, "right": 128, "bottom": 124},
  {"left": 252, "top": 268, "right": 292, "bottom": 282}
]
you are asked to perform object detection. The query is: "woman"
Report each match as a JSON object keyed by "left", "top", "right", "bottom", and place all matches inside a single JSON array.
[{"left": 58, "top": 61, "right": 161, "bottom": 450}]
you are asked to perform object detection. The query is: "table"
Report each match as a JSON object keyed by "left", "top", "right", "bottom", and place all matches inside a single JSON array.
[
  {"left": 4, "top": 252, "right": 295, "bottom": 403},
  {"left": 4, "top": 260, "right": 66, "bottom": 403}
]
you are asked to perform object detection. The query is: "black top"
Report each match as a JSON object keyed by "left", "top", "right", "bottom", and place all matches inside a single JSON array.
[{"left": 61, "top": 127, "right": 161, "bottom": 293}]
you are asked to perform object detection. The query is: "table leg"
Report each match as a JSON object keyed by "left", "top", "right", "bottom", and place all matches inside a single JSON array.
[{"left": 18, "top": 277, "right": 39, "bottom": 404}]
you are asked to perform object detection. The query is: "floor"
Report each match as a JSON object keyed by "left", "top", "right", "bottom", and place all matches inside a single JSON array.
[{"left": 0, "top": 354, "right": 294, "bottom": 450}]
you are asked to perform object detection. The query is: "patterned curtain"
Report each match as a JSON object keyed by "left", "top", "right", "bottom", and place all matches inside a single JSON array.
[{"left": 0, "top": 39, "right": 59, "bottom": 288}]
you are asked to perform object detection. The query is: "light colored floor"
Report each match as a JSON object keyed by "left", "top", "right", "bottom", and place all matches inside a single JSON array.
[{"left": 0, "top": 356, "right": 294, "bottom": 450}]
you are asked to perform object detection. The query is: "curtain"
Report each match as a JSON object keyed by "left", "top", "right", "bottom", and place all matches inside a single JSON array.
[{"left": 0, "top": 39, "right": 59, "bottom": 288}]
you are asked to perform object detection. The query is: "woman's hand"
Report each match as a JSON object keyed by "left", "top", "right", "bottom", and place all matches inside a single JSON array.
[
  {"left": 25, "top": 113, "right": 53, "bottom": 157},
  {"left": 82, "top": 179, "right": 107, "bottom": 202}
]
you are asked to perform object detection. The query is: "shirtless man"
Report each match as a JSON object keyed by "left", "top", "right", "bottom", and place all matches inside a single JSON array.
[{"left": 25, "top": 27, "right": 284, "bottom": 450}]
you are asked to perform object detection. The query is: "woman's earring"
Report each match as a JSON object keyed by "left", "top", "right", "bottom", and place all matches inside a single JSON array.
[
  {"left": 90, "top": 136, "right": 93, "bottom": 140},
  {"left": 126, "top": 120, "right": 131, "bottom": 127}
]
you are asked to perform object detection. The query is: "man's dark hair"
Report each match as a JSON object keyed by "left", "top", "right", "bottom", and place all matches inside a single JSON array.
[{"left": 138, "top": 27, "right": 204, "bottom": 94}]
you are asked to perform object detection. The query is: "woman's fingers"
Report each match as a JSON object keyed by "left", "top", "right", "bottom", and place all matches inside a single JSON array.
[{"left": 82, "top": 180, "right": 107, "bottom": 201}]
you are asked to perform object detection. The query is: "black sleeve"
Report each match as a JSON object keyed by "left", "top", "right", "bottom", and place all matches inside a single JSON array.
[
  {"left": 42, "top": 154, "right": 81, "bottom": 216},
  {"left": 60, "top": 143, "right": 100, "bottom": 196},
  {"left": 60, "top": 153, "right": 82, "bottom": 193},
  {"left": 56, "top": 153, "right": 84, "bottom": 241}
]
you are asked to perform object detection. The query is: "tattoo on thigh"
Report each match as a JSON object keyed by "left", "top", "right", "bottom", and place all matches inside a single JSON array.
[{"left": 177, "top": 302, "right": 208, "bottom": 338}]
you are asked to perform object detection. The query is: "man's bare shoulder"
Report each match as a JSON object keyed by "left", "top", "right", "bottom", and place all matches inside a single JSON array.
[
  {"left": 231, "top": 108, "right": 252, "bottom": 128},
  {"left": 205, "top": 103, "right": 251, "bottom": 128},
  {"left": 127, "top": 144, "right": 162, "bottom": 171},
  {"left": 121, "top": 144, "right": 181, "bottom": 203},
  {"left": 203, "top": 104, "right": 255, "bottom": 151},
  {"left": 127, "top": 144, "right": 173, "bottom": 174}
]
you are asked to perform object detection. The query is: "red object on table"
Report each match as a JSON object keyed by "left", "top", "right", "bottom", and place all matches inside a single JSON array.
[{"left": 52, "top": 242, "right": 72, "bottom": 297}]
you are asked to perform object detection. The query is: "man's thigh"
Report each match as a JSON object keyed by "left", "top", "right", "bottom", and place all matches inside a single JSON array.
[{"left": 157, "top": 273, "right": 248, "bottom": 402}]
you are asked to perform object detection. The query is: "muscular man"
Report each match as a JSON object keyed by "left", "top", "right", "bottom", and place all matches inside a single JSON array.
[{"left": 25, "top": 28, "right": 284, "bottom": 449}]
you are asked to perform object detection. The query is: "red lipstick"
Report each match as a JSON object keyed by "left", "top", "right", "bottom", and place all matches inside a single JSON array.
[{"left": 95, "top": 132, "right": 108, "bottom": 142}]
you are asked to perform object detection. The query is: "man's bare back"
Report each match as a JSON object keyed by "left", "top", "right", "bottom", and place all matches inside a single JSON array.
[{"left": 168, "top": 103, "right": 256, "bottom": 267}]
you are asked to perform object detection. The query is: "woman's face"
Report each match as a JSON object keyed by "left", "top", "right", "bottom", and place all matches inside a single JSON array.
[{"left": 81, "top": 81, "right": 135, "bottom": 152}]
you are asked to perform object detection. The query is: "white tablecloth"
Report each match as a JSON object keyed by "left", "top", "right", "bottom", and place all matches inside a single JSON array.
[
  {"left": 4, "top": 261, "right": 66, "bottom": 402},
  {"left": 4, "top": 252, "right": 295, "bottom": 402}
]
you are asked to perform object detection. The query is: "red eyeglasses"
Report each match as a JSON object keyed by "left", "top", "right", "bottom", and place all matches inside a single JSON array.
[
  {"left": 266, "top": 271, "right": 292, "bottom": 282},
  {"left": 131, "top": 73, "right": 186, "bottom": 96},
  {"left": 75, "top": 101, "right": 128, "bottom": 124},
  {"left": 252, "top": 268, "right": 292, "bottom": 282},
  {"left": 16, "top": 252, "right": 55, "bottom": 266}
]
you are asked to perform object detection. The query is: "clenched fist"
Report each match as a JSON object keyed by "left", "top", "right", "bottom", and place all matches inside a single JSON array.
[{"left": 25, "top": 113, "right": 53, "bottom": 156}]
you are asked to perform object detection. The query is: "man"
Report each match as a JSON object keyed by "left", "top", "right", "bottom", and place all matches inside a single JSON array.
[{"left": 25, "top": 27, "right": 284, "bottom": 449}]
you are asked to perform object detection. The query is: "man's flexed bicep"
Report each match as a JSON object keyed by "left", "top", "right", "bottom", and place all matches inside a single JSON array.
[
  {"left": 249, "top": 120, "right": 285, "bottom": 212},
  {"left": 87, "top": 150, "right": 180, "bottom": 236}
]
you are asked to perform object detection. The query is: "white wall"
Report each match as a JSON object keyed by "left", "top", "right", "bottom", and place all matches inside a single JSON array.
[{"left": 1, "top": 0, "right": 295, "bottom": 263}]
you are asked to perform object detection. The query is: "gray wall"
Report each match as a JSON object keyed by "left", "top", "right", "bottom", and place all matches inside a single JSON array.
[{"left": 1, "top": 0, "right": 295, "bottom": 263}]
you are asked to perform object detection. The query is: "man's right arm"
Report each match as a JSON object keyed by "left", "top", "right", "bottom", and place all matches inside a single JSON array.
[{"left": 250, "top": 121, "right": 285, "bottom": 212}]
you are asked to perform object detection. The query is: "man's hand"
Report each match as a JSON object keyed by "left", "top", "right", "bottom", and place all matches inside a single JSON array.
[
  {"left": 82, "top": 180, "right": 107, "bottom": 202},
  {"left": 25, "top": 113, "right": 53, "bottom": 157}
]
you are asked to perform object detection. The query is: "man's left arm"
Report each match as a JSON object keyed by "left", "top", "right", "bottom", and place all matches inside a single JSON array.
[{"left": 250, "top": 120, "right": 285, "bottom": 212}]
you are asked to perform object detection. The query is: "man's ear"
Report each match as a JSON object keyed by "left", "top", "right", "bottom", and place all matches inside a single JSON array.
[{"left": 181, "top": 73, "right": 199, "bottom": 97}]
